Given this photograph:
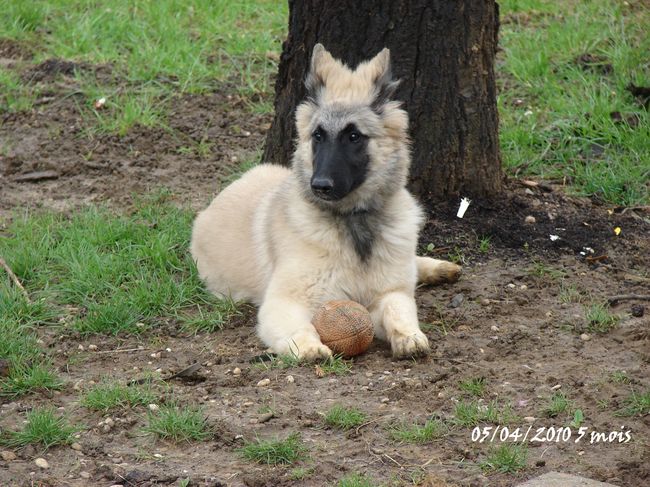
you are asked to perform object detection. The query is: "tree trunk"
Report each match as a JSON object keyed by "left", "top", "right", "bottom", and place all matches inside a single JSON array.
[{"left": 262, "top": 0, "right": 502, "bottom": 201}]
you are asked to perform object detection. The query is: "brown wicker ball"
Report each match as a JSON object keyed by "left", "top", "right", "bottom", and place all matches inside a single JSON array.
[{"left": 312, "top": 300, "right": 374, "bottom": 357}]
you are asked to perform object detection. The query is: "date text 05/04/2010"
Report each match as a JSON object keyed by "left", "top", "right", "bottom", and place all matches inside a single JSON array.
[{"left": 471, "top": 425, "right": 632, "bottom": 444}]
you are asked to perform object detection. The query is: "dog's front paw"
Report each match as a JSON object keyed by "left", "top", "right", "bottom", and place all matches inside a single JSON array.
[
  {"left": 285, "top": 332, "right": 332, "bottom": 361},
  {"left": 390, "top": 329, "right": 430, "bottom": 358}
]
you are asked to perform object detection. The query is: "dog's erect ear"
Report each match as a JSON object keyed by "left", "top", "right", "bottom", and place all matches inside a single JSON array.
[
  {"left": 367, "top": 48, "right": 401, "bottom": 111},
  {"left": 305, "top": 43, "right": 337, "bottom": 100}
]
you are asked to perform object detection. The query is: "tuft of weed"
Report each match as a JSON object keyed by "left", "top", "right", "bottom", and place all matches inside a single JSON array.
[
  {"left": 324, "top": 405, "right": 366, "bottom": 430},
  {"left": 453, "top": 400, "right": 517, "bottom": 427},
  {"left": 528, "top": 261, "right": 567, "bottom": 279},
  {"left": 478, "top": 236, "right": 492, "bottom": 254},
  {"left": 459, "top": 377, "right": 488, "bottom": 397},
  {"left": 616, "top": 390, "right": 650, "bottom": 417},
  {"left": 389, "top": 418, "right": 446, "bottom": 444},
  {"left": 337, "top": 473, "right": 375, "bottom": 487},
  {"left": 0, "top": 408, "right": 79, "bottom": 450},
  {"left": 543, "top": 391, "right": 573, "bottom": 418},
  {"left": 144, "top": 404, "right": 211, "bottom": 443},
  {"left": 480, "top": 444, "right": 528, "bottom": 474},
  {"left": 82, "top": 381, "right": 156, "bottom": 412},
  {"left": 317, "top": 355, "right": 353, "bottom": 376},
  {"left": 239, "top": 432, "right": 307, "bottom": 465},
  {"left": 290, "top": 466, "right": 315, "bottom": 480},
  {"left": 585, "top": 303, "right": 619, "bottom": 333}
]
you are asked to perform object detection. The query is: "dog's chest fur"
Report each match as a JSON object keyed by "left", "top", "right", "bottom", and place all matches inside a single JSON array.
[{"left": 341, "top": 210, "right": 378, "bottom": 262}]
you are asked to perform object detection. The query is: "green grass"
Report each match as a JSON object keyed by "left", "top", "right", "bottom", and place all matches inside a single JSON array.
[
  {"left": 1, "top": 191, "right": 239, "bottom": 339},
  {"left": 453, "top": 400, "right": 517, "bottom": 427},
  {"left": 610, "top": 371, "right": 632, "bottom": 384},
  {"left": 528, "top": 261, "right": 567, "bottom": 279},
  {"left": 543, "top": 391, "right": 573, "bottom": 418},
  {"left": 239, "top": 432, "right": 308, "bottom": 465},
  {"left": 290, "top": 466, "right": 315, "bottom": 481},
  {"left": 498, "top": 0, "right": 649, "bottom": 205},
  {"left": 324, "top": 405, "right": 367, "bottom": 430},
  {"left": 459, "top": 377, "right": 488, "bottom": 397},
  {"left": 82, "top": 381, "right": 156, "bottom": 412},
  {"left": 617, "top": 390, "right": 650, "bottom": 417},
  {"left": 480, "top": 444, "right": 528, "bottom": 474},
  {"left": 0, "top": 408, "right": 79, "bottom": 450},
  {"left": 478, "top": 236, "right": 491, "bottom": 254},
  {"left": 338, "top": 473, "right": 375, "bottom": 487},
  {"left": 255, "top": 353, "right": 352, "bottom": 376},
  {"left": 0, "top": 0, "right": 287, "bottom": 126},
  {"left": 389, "top": 419, "right": 446, "bottom": 444},
  {"left": 0, "top": 67, "right": 38, "bottom": 112},
  {"left": 585, "top": 303, "right": 620, "bottom": 333},
  {"left": 559, "top": 282, "right": 588, "bottom": 304},
  {"left": 144, "top": 404, "right": 211, "bottom": 443},
  {"left": 0, "top": 286, "right": 60, "bottom": 396}
]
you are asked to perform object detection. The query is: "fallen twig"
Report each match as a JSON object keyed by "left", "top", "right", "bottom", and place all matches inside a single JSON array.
[
  {"left": 608, "top": 295, "right": 650, "bottom": 305},
  {"left": 96, "top": 347, "right": 148, "bottom": 354},
  {"left": 0, "top": 256, "right": 31, "bottom": 303}
]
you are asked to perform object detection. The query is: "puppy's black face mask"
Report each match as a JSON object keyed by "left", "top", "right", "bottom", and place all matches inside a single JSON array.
[{"left": 310, "top": 123, "right": 369, "bottom": 201}]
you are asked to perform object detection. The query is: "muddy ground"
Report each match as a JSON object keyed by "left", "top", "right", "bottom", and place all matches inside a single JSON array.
[{"left": 1, "top": 41, "right": 649, "bottom": 487}]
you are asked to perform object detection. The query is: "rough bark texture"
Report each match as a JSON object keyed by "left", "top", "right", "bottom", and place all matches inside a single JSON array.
[{"left": 263, "top": 0, "right": 502, "bottom": 200}]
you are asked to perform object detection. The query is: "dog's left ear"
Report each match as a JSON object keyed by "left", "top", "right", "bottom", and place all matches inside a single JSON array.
[{"left": 366, "top": 48, "right": 401, "bottom": 111}]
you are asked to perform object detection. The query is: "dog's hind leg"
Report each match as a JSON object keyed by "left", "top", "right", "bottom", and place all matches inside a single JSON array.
[
  {"left": 416, "top": 256, "right": 461, "bottom": 285},
  {"left": 369, "top": 291, "right": 430, "bottom": 358},
  {"left": 257, "top": 295, "right": 332, "bottom": 361}
]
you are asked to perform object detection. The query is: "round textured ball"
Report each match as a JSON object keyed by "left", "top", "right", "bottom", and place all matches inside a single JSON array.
[{"left": 312, "top": 300, "right": 374, "bottom": 357}]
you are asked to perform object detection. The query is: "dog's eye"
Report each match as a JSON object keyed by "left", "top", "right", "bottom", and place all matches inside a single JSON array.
[
  {"left": 349, "top": 132, "right": 361, "bottom": 143},
  {"left": 312, "top": 129, "right": 323, "bottom": 142}
]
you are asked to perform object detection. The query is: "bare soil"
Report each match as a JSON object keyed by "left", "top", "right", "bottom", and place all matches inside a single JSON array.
[{"left": 1, "top": 46, "right": 649, "bottom": 487}]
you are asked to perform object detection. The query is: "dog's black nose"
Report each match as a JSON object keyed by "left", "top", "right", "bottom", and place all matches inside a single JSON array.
[{"left": 311, "top": 177, "right": 334, "bottom": 194}]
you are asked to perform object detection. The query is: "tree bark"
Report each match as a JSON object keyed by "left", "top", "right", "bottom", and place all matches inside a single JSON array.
[{"left": 263, "top": 0, "right": 502, "bottom": 201}]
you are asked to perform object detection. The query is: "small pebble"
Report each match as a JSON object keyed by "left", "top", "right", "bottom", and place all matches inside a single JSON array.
[
  {"left": 524, "top": 215, "right": 536, "bottom": 224},
  {"left": 507, "top": 283, "right": 516, "bottom": 289},
  {"left": 580, "top": 333, "right": 591, "bottom": 341},
  {"left": 78, "top": 344, "right": 85, "bottom": 351},
  {"left": 104, "top": 417, "right": 115, "bottom": 427},
  {"left": 286, "top": 375, "right": 295, "bottom": 383},
  {"left": 232, "top": 367, "right": 241, "bottom": 376},
  {"left": 520, "top": 285, "right": 528, "bottom": 290},
  {"left": 1, "top": 451, "right": 17, "bottom": 461},
  {"left": 257, "top": 378, "right": 271, "bottom": 387},
  {"left": 88, "top": 344, "right": 98, "bottom": 351},
  {"left": 490, "top": 325, "right": 499, "bottom": 332},
  {"left": 631, "top": 304, "right": 644, "bottom": 318},
  {"left": 380, "top": 397, "right": 390, "bottom": 403},
  {"left": 34, "top": 458, "right": 49, "bottom": 469},
  {"left": 70, "top": 442, "right": 82, "bottom": 451},
  {"left": 449, "top": 293, "right": 464, "bottom": 308},
  {"left": 148, "top": 404, "right": 159, "bottom": 412},
  {"left": 480, "top": 298, "right": 491, "bottom": 306},
  {"left": 524, "top": 416, "right": 536, "bottom": 423}
]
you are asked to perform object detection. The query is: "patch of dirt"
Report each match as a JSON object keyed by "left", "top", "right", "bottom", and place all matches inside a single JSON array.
[
  {"left": 0, "top": 38, "right": 33, "bottom": 60},
  {"left": 0, "top": 80, "right": 269, "bottom": 215},
  {"left": 1, "top": 57, "right": 649, "bottom": 487},
  {"left": 573, "top": 53, "right": 614, "bottom": 75}
]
